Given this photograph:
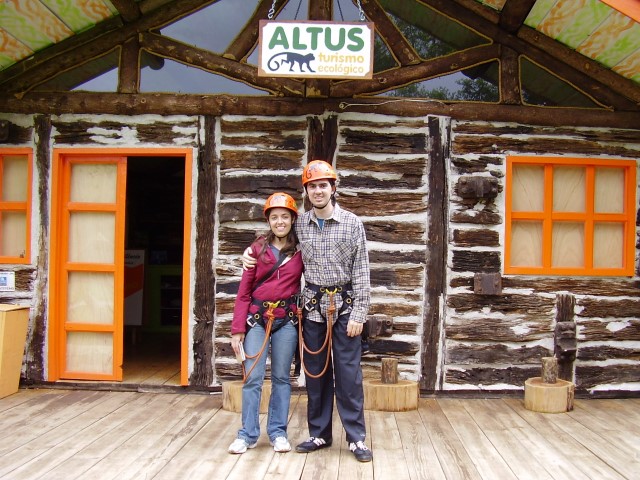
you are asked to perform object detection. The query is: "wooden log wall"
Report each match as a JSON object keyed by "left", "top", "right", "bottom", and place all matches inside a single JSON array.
[
  {"left": 2, "top": 110, "right": 639, "bottom": 394},
  {"left": 446, "top": 120, "right": 640, "bottom": 394}
]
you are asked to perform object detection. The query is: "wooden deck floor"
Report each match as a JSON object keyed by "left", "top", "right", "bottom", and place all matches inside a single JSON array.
[{"left": 1, "top": 388, "right": 638, "bottom": 480}]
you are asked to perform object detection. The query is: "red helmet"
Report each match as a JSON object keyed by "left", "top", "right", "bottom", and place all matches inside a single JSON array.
[
  {"left": 302, "top": 160, "right": 337, "bottom": 186},
  {"left": 263, "top": 192, "right": 298, "bottom": 218}
]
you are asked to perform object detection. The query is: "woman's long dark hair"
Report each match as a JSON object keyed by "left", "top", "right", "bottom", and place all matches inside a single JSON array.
[{"left": 257, "top": 212, "right": 298, "bottom": 260}]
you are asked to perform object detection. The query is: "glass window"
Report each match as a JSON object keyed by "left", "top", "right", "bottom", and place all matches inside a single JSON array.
[
  {"left": 0, "top": 149, "right": 32, "bottom": 263},
  {"left": 506, "top": 156, "right": 636, "bottom": 276}
]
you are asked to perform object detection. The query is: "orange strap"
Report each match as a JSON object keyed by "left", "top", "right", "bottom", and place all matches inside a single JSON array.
[
  {"left": 299, "top": 288, "right": 337, "bottom": 379},
  {"left": 241, "top": 302, "right": 278, "bottom": 382}
]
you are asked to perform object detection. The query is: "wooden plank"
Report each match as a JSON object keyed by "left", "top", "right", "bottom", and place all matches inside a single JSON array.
[
  {"left": 503, "top": 398, "right": 626, "bottom": 480},
  {"left": 336, "top": 409, "right": 374, "bottom": 479},
  {"left": 418, "top": 399, "right": 483, "bottom": 479},
  {"left": 151, "top": 406, "right": 244, "bottom": 479},
  {"left": 0, "top": 390, "right": 106, "bottom": 456},
  {"left": 569, "top": 400, "right": 640, "bottom": 453},
  {"left": 369, "top": 410, "right": 410, "bottom": 479},
  {"left": 263, "top": 396, "right": 308, "bottom": 480},
  {"left": 0, "top": 387, "right": 49, "bottom": 412},
  {"left": 0, "top": 388, "right": 70, "bottom": 422},
  {"left": 2, "top": 389, "right": 640, "bottom": 480},
  {"left": 102, "top": 396, "right": 232, "bottom": 480},
  {"left": 299, "top": 408, "right": 343, "bottom": 480},
  {"left": 438, "top": 398, "right": 518, "bottom": 479},
  {"left": 483, "top": 399, "right": 590, "bottom": 480},
  {"left": 463, "top": 399, "right": 554, "bottom": 480},
  {"left": 115, "top": 395, "right": 224, "bottom": 480},
  {"left": 547, "top": 402, "right": 640, "bottom": 479},
  {"left": 394, "top": 407, "right": 446, "bottom": 480},
  {"left": 3, "top": 392, "right": 147, "bottom": 479},
  {"left": 43, "top": 393, "right": 189, "bottom": 479}
]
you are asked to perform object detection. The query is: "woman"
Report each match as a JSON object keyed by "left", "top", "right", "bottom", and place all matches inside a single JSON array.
[{"left": 228, "top": 192, "right": 303, "bottom": 454}]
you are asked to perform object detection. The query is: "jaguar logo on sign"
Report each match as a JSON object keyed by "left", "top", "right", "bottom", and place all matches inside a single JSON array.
[{"left": 258, "top": 20, "right": 374, "bottom": 79}]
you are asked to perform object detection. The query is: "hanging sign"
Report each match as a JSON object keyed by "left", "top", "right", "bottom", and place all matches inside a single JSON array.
[{"left": 258, "top": 20, "right": 374, "bottom": 79}]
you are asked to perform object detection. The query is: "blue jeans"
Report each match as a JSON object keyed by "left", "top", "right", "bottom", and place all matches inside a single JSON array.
[{"left": 237, "top": 318, "right": 298, "bottom": 443}]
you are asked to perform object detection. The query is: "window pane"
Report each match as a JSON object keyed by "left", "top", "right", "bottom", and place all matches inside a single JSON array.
[
  {"left": 510, "top": 221, "right": 542, "bottom": 267},
  {"left": 68, "top": 212, "right": 115, "bottom": 263},
  {"left": 67, "top": 272, "right": 114, "bottom": 325},
  {"left": 70, "top": 163, "right": 117, "bottom": 203},
  {"left": 552, "top": 222, "right": 584, "bottom": 267},
  {"left": 595, "top": 167, "right": 624, "bottom": 213},
  {"left": 66, "top": 332, "right": 113, "bottom": 374},
  {"left": 553, "top": 166, "right": 584, "bottom": 212},
  {"left": 593, "top": 223, "right": 623, "bottom": 268},
  {"left": 1, "top": 155, "right": 28, "bottom": 201},
  {"left": 512, "top": 165, "right": 544, "bottom": 211},
  {"left": 0, "top": 212, "right": 26, "bottom": 257}
]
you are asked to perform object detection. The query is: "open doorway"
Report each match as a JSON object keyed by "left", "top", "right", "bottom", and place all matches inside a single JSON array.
[{"left": 123, "top": 156, "right": 184, "bottom": 386}]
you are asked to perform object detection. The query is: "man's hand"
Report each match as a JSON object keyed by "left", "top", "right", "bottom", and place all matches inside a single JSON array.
[
  {"left": 346, "top": 320, "right": 363, "bottom": 337},
  {"left": 242, "top": 246, "right": 257, "bottom": 270}
]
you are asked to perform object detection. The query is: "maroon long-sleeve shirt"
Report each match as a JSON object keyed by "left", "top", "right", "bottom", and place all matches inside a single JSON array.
[{"left": 231, "top": 238, "right": 304, "bottom": 334}]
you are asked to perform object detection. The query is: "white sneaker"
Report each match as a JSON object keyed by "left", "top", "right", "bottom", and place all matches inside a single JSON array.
[
  {"left": 270, "top": 436, "right": 291, "bottom": 452},
  {"left": 228, "top": 438, "right": 257, "bottom": 454}
]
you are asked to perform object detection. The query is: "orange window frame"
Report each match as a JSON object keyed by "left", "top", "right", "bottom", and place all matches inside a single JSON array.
[
  {"left": 0, "top": 148, "right": 32, "bottom": 264},
  {"left": 505, "top": 156, "right": 637, "bottom": 276}
]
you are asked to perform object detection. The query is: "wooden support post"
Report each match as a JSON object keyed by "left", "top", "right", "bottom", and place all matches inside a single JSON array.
[
  {"left": 381, "top": 358, "right": 398, "bottom": 384},
  {"left": 541, "top": 357, "right": 558, "bottom": 384}
]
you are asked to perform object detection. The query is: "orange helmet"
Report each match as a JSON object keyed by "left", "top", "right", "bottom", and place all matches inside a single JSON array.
[
  {"left": 302, "top": 160, "right": 337, "bottom": 186},
  {"left": 263, "top": 192, "right": 298, "bottom": 218}
]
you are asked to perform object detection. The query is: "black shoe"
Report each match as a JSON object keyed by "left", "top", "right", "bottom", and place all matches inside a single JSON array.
[
  {"left": 349, "top": 441, "right": 373, "bottom": 462},
  {"left": 295, "top": 437, "right": 332, "bottom": 453}
]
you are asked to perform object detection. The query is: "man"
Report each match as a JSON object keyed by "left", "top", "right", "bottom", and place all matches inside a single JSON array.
[{"left": 243, "top": 160, "right": 372, "bottom": 462}]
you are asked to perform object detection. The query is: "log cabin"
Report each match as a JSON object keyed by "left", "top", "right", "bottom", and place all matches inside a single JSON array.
[{"left": 0, "top": 0, "right": 638, "bottom": 396}]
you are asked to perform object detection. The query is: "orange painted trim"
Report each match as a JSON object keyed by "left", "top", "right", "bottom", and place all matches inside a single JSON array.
[
  {"left": 600, "top": 0, "right": 640, "bottom": 22},
  {"left": 181, "top": 150, "right": 193, "bottom": 387},
  {"left": 505, "top": 156, "right": 637, "bottom": 277},
  {"left": 49, "top": 148, "right": 193, "bottom": 385},
  {"left": 0, "top": 148, "right": 33, "bottom": 264}
]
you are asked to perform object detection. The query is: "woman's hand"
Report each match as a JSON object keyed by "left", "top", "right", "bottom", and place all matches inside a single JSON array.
[
  {"left": 231, "top": 333, "right": 245, "bottom": 355},
  {"left": 242, "top": 247, "right": 257, "bottom": 270}
]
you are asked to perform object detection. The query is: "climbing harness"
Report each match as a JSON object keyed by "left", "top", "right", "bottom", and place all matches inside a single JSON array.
[
  {"left": 241, "top": 297, "right": 298, "bottom": 382},
  {"left": 297, "top": 283, "right": 353, "bottom": 379}
]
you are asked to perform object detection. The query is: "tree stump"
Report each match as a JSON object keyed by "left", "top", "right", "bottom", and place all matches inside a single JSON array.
[
  {"left": 222, "top": 380, "right": 271, "bottom": 413},
  {"left": 364, "top": 357, "right": 418, "bottom": 411},
  {"left": 524, "top": 377, "right": 574, "bottom": 413}
]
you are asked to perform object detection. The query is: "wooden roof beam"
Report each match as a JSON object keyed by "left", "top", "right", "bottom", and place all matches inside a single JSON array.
[
  {"left": 110, "top": 0, "right": 142, "bottom": 23},
  {"left": 358, "top": 0, "right": 420, "bottom": 66},
  {"left": 331, "top": 43, "right": 500, "bottom": 97},
  {"left": 2, "top": 91, "right": 639, "bottom": 128},
  {"left": 140, "top": 32, "right": 304, "bottom": 96},
  {"left": 223, "top": 0, "right": 289, "bottom": 62},
  {"left": 499, "top": 0, "right": 536, "bottom": 34}
]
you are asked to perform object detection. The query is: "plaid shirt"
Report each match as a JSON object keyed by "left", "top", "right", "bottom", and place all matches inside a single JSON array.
[{"left": 296, "top": 203, "right": 370, "bottom": 324}]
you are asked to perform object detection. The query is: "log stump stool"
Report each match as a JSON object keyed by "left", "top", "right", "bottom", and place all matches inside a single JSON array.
[
  {"left": 524, "top": 357, "right": 575, "bottom": 413},
  {"left": 222, "top": 380, "right": 271, "bottom": 413},
  {"left": 364, "top": 358, "right": 418, "bottom": 412}
]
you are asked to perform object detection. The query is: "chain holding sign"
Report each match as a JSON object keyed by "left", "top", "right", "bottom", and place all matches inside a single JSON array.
[{"left": 258, "top": 20, "right": 374, "bottom": 80}]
